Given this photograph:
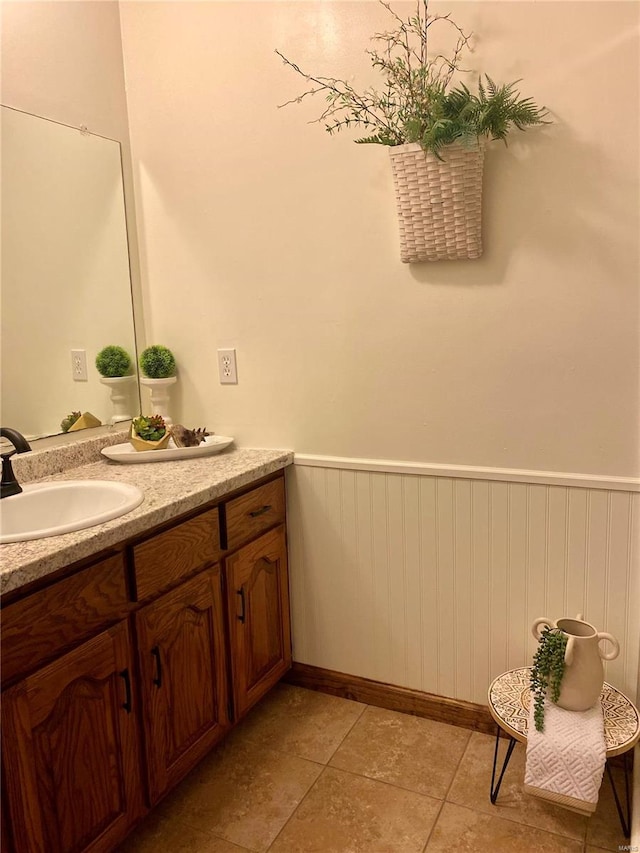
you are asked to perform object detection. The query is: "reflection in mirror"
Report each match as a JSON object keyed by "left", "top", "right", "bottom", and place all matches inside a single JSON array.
[{"left": 1, "top": 106, "right": 140, "bottom": 440}]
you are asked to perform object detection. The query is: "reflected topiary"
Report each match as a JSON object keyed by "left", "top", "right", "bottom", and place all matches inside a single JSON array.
[
  {"left": 139, "top": 345, "right": 176, "bottom": 379},
  {"left": 95, "top": 345, "right": 132, "bottom": 378}
]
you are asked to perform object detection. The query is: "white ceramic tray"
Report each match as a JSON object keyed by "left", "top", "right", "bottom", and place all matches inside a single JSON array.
[{"left": 101, "top": 435, "right": 234, "bottom": 464}]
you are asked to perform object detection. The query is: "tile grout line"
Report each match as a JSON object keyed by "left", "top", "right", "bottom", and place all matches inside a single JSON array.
[
  {"left": 263, "top": 697, "right": 369, "bottom": 852},
  {"left": 443, "top": 736, "right": 600, "bottom": 849},
  {"left": 263, "top": 765, "right": 329, "bottom": 853},
  {"left": 420, "top": 726, "right": 474, "bottom": 852},
  {"left": 324, "top": 700, "right": 369, "bottom": 763},
  {"left": 155, "top": 692, "right": 621, "bottom": 853},
  {"left": 127, "top": 809, "right": 261, "bottom": 853},
  {"left": 167, "top": 812, "right": 262, "bottom": 852},
  {"left": 308, "top": 760, "right": 447, "bottom": 801},
  {"left": 433, "top": 799, "right": 594, "bottom": 851},
  {"left": 440, "top": 731, "right": 600, "bottom": 853},
  {"left": 420, "top": 800, "right": 446, "bottom": 853}
]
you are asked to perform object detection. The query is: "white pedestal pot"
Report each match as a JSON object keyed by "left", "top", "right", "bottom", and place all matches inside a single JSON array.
[
  {"left": 100, "top": 375, "right": 136, "bottom": 424},
  {"left": 139, "top": 376, "right": 177, "bottom": 425},
  {"left": 531, "top": 614, "right": 620, "bottom": 711}
]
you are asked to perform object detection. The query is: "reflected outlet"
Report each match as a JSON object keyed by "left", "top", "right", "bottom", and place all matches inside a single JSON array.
[{"left": 71, "top": 349, "right": 88, "bottom": 382}]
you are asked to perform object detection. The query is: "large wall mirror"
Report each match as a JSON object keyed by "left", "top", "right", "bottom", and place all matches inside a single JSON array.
[{"left": 1, "top": 106, "right": 140, "bottom": 440}]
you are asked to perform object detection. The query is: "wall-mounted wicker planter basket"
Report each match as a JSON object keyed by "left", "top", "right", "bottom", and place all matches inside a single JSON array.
[{"left": 389, "top": 140, "right": 486, "bottom": 263}]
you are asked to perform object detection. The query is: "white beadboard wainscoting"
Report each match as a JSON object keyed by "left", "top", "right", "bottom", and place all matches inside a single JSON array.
[{"left": 285, "top": 456, "right": 640, "bottom": 706}]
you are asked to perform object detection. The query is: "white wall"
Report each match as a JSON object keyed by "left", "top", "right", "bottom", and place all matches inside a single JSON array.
[
  {"left": 120, "top": 0, "right": 639, "bottom": 479},
  {"left": 287, "top": 460, "right": 639, "bottom": 704}
]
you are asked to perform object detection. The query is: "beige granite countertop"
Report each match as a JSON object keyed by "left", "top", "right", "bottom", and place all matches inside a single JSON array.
[{"left": 1, "top": 445, "right": 293, "bottom": 595}]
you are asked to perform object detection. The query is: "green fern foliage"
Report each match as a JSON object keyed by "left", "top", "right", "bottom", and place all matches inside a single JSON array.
[{"left": 277, "top": 2, "right": 549, "bottom": 155}]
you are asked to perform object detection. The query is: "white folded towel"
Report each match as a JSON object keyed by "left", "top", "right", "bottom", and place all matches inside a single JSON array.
[{"left": 524, "top": 696, "right": 606, "bottom": 815}]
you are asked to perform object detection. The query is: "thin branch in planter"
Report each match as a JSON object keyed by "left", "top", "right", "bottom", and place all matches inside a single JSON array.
[
  {"left": 276, "top": 51, "right": 404, "bottom": 144},
  {"left": 276, "top": 0, "right": 549, "bottom": 155}
]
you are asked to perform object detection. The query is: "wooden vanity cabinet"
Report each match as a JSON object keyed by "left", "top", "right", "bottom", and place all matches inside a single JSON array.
[
  {"left": 1, "top": 620, "right": 143, "bottom": 853},
  {"left": 226, "top": 524, "right": 291, "bottom": 719},
  {"left": 1, "top": 470, "right": 291, "bottom": 853},
  {"left": 135, "top": 566, "right": 230, "bottom": 804}
]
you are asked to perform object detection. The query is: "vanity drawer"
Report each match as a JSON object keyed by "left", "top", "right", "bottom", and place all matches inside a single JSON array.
[
  {"left": 0, "top": 553, "right": 129, "bottom": 685},
  {"left": 133, "top": 507, "right": 220, "bottom": 600},
  {"left": 225, "top": 477, "right": 285, "bottom": 551}
]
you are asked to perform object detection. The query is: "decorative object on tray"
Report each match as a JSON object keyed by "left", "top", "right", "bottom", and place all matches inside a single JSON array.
[
  {"left": 531, "top": 614, "right": 620, "bottom": 727},
  {"left": 170, "top": 424, "right": 210, "bottom": 448},
  {"left": 102, "top": 434, "right": 234, "bottom": 463},
  {"left": 130, "top": 415, "right": 171, "bottom": 452},
  {"left": 277, "top": 0, "right": 549, "bottom": 262},
  {"left": 95, "top": 344, "right": 136, "bottom": 424},
  {"left": 139, "top": 345, "right": 177, "bottom": 424}
]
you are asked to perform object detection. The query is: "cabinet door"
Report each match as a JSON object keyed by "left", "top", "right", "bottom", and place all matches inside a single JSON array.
[
  {"left": 1, "top": 621, "right": 143, "bottom": 853},
  {"left": 226, "top": 525, "right": 292, "bottom": 719},
  {"left": 136, "top": 567, "right": 229, "bottom": 804}
]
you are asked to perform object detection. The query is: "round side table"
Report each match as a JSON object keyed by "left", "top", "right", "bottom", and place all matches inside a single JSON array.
[{"left": 487, "top": 667, "right": 640, "bottom": 837}]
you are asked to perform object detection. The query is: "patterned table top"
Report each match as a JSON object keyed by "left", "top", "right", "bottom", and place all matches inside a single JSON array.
[{"left": 488, "top": 667, "right": 640, "bottom": 757}]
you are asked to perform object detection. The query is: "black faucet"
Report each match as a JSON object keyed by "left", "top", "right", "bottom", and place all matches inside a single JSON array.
[{"left": 1, "top": 427, "right": 32, "bottom": 499}]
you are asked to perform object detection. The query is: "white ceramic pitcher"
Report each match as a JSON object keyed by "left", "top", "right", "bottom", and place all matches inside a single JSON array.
[{"left": 531, "top": 613, "right": 620, "bottom": 711}]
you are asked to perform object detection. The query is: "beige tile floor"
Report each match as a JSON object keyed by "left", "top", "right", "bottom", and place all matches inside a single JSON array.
[{"left": 121, "top": 684, "right": 631, "bottom": 853}]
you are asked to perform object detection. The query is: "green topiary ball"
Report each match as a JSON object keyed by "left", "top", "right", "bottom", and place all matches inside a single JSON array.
[
  {"left": 139, "top": 345, "right": 176, "bottom": 379},
  {"left": 95, "top": 345, "right": 132, "bottom": 378}
]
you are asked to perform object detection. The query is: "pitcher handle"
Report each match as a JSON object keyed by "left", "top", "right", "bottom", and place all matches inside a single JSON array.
[
  {"left": 597, "top": 633, "right": 620, "bottom": 661},
  {"left": 564, "top": 636, "right": 575, "bottom": 666},
  {"left": 531, "top": 617, "right": 554, "bottom": 641}
]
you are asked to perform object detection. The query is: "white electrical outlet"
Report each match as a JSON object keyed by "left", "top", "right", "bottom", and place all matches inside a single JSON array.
[
  {"left": 71, "top": 349, "right": 88, "bottom": 382},
  {"left": 217, "top": 348, "right": 238, "bottom": 384}
]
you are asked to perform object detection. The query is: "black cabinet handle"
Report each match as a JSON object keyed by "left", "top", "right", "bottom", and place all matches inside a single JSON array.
[
  {"left": 248, "top": 505, "right": 271, "bottom": 518},
  {"left": 151, "top": 646, "right": 163, "bottom": 687},
  {"left": 119, "top": 668, "right": 132, "bottom": 713},
  {"left": 237, "top": 588, "right": 246, "bottom": 623}
]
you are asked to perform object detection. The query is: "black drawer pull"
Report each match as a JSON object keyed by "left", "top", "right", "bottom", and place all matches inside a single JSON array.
[
  {"left": 237, "top": 588, "right": 246, "bottom": 623},
  {"left": 151, "top": 646, "right": 163, "bottom": 688},
  {"left": 248, "top": 504, "right": 271, "bottom": 518},
  {"left": 119, "top": 668, "right": 132, "bottom": 713}
]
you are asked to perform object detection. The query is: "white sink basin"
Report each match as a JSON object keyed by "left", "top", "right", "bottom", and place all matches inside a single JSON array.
[{"left": 0, "top": 480, "right": 144, "bottom": 543}]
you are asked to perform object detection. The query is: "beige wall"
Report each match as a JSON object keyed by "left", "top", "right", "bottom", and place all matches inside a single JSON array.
[
  {"left": 1, "top": 0, "right": 129, "bottom": 141},
  {"left": 0, "top": 0, "right": 145, "bottom": 404},
  {"left": 120, "top": 0, "right": 639, "bottom": 478}
]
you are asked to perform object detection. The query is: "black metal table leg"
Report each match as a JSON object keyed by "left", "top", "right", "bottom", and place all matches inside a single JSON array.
[
  {"left": 605, "top": 751, "right": 632, "bottom": 838},
  {"left": 490, "top": 725, "right": 517, "bottom": 804}
]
